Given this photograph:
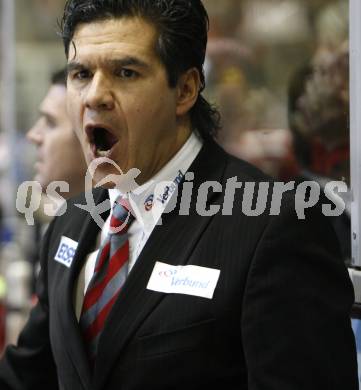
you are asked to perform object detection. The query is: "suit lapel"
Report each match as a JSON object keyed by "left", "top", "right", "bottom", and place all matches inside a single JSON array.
[
  {"left": 93, "top": 140, "right": 228, "bottom": 390},
  {"left": 56, "top": 189, "right": 110, "bottom": 389}
]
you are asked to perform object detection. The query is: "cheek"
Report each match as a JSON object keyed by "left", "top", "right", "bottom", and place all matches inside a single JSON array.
[
  {"left": 40, "top": 141, "right": 60, "bottom": 179},
  {"left": 67, "top": 89, "right": 83, "bottom": 122},
  {"left": 73, "top": 128, "right": 84, "bottom": 147},
  {"left": 45, "top": 132, "right": 69, "bottom": 158},
  {"left": 128, "top": 95, "right": 170, "bottom": 131},
  {"left": 42, "top": 131, "right": 56, "bottom": 150}
]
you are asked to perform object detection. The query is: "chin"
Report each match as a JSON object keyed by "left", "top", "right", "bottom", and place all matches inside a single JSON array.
[{"left": 91, "top": 169, "right": 118, "bottom": 190}]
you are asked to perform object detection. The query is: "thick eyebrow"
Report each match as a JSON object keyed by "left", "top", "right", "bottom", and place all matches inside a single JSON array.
[
  {"left": 67, "top": 57, "right": 150, "bottom": 74},
  {"left": 108, "top": 57, "right": 150, "bottom": 70},
  {"left": 67, "top": 61, "right": 86, "bottom": 74}
]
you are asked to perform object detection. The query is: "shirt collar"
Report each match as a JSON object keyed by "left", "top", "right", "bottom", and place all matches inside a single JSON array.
[{"left": 109, "top": 132, "right": 203, "bottom": 233}]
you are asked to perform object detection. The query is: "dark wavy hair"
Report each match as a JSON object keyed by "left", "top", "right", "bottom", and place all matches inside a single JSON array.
[{"left": 60, "top": 0, "right": 221, "bottom": 139}]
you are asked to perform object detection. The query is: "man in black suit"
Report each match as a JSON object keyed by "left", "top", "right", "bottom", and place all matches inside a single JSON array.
[{"left": 0, "top": 1, "right": 358, "bottom": 389}]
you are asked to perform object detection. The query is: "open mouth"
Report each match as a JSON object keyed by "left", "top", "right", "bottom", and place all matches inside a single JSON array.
[{"left": 87, "top": 126, "right": 119, "bottom": 157}]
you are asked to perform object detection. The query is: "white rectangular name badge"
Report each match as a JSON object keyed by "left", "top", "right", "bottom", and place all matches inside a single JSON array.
[
  {"left": 147, "top": 262, "right": 220, "bottom": 299},
  {"left": 54, "top": 236, "right": 78, "bottom": 268}
]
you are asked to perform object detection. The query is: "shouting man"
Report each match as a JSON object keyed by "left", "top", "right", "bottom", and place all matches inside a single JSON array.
[{"left": 0, "top": 1, "right": 357, "bottom": 389}]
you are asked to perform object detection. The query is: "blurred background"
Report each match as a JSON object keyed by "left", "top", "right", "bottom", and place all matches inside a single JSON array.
[{"left": 0, "top": 0, "right": 351, "bottom": 365}]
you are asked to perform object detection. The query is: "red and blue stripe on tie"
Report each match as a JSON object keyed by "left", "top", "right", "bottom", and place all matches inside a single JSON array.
[{"left": 80, "top": 197, "right": 135, "bottom": 361}]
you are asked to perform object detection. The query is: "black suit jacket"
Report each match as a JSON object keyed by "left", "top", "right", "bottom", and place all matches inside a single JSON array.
[{"left": 0, "top": 140, "right": 358, "bottom": 389}]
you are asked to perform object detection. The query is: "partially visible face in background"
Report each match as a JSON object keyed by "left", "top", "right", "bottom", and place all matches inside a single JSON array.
[{"left": 27, "top": 84, "right": 87, "bottom": 197}]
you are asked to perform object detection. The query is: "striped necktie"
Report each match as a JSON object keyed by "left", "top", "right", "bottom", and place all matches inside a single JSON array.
[{"left": 80, "top": 197, "right": 135, "bottom": 361}]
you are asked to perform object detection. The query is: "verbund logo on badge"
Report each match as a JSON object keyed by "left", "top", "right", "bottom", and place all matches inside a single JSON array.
[
  {"left": 147, "top": 262, "right": 220, "bottom": 299},
  {"left": 158, "top": 267, "right": 210, "bottom": 289},
  {"left": 156, "top": 170, "right": 184, "bottom": 205}
]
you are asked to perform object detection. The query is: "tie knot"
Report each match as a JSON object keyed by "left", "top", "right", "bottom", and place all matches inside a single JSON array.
[{"left": 109, "top": 197, "right": 135, "bottom": 234}]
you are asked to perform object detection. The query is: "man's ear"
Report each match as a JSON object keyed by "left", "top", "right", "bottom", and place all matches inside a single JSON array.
[{"left": 176, "top": 68, "right": 201, "bottom": 116}]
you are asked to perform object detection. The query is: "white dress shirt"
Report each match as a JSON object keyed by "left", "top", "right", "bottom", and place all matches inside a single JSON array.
[{"left": 74, "top": 132, "right": 203, "bottom": 319}]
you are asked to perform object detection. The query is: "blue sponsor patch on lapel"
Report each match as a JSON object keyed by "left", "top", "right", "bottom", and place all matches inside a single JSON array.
[{"left": 54, "top": 236, "right": 78, "bottom": 268}]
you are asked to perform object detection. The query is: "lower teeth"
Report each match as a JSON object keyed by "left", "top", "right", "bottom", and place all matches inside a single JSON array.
[{"left": 97, "top": 149, "right": 109, "bottom": 157}]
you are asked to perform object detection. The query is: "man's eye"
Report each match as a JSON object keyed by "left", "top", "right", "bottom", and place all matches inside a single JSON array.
[
  {"left": 44, "top": 117, "right": 56, "bottom": 128},
  {"left": 117, "top": 68, "right": 138, "bottom": 79},
  {"left": 73, "top": 70, "right": 91, "bottom": 80}
]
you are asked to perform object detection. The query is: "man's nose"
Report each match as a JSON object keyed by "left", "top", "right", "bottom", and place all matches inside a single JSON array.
[
  {"left": 84, "top": 73, "right": 115, "bottom": 111},
  {"left": 26, "top": 121, "right": 43, "bottom": 146}
]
